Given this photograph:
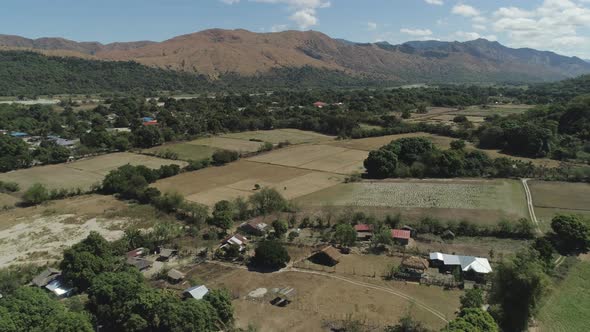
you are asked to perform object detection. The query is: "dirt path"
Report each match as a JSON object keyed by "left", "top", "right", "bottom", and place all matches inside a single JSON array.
[
  {"left": 206, "top": 260, "right": 449, "bottom": 324},
  {"left": 522, "top": 178, "right": 541, "bottom": 234}
]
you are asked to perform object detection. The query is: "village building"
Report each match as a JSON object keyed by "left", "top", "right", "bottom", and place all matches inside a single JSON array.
[
  {"left": 31, "top": 268, "right": 61, "bottom": 288},
  {"left": 355, "top": 224, "right": 374, "bottom": 241},
  {"left": 158, "top": 248, "right": 178, "bottom": 261},
  {"left": 220, "top": 234, "right": 248, "bottom": 252},
  {"left": 126, "top": 257, "right": 153, "bottom": 271},
  {"left": 399, "top": 256, "right": 430, "bottom": 280},
  {"left": 429, "top": 252, "right": 493, "bottom": 281},
  {"left": 391, "top": 229, "right": 412, "bottom": 246},
  {"left": 240, "top": 219, "right": 269, "bottom": 236},
  {"left": 313, "top": 101, "right": 327, "bottom": 108},
  {"left": 183, "top": 285, "right": 209, "bottom": 300},
  {"left": 126, "top": 247, "right": 146, "bottom": 258},
  {"left": 310, "top": 245, "right": 342, "bottom": 266},
  {"left": 167, "top": 269, "right": 186, "bottom": 284},
  {"left": 45, "top": 278, "right": 73, "bottom": 298}
]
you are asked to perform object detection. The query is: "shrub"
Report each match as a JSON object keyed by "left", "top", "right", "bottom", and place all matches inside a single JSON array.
[
  {"left": 22, "top": 183, "right": 49, "bottom": 205},
  {"left": 212, "top": 150, "right": 239, "bottom": 165}
]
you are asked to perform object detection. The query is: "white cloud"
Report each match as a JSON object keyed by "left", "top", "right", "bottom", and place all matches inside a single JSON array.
[
  {"left": 252, "top": 0, "right": 331, "bottom": 29},
  {"left": 220, "top": 0, "right": 240, "bottom": 4},
  {"left": 452, "top": 4, "right": 480, "bottom": 17},
  {"left": 491, "top": 0, "right": 590, "bottom": 57},
  {"left": 400, "top": 28, "right": 433, "bottom": 36},
  {"left": 367, "top": 21, "right": 377, "bottom": 31},
  {"left": 289, "top": 8, "right": 318, "bottom": 29},
  {"left": 452, "top": 31, "right": 497, "bottom": 41},
  {"left": 425, "top": 0, "right": 443, "bottom": 5},
  {"left": 473, "top": 24, "right": 487, "bottom": 30}
]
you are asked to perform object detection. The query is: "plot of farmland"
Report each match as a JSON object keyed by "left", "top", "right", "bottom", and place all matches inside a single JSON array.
[
  {"left": 0, "top": 152, "right": 186, "bottom": 193},
  {"left": 144, "top": 143, "right": 218, "bottom": 161},
  {"left": 221, "top": 129, "right": 334, "bottom": 144},
  {"left": 186, "top": 137, "right": 263, "bottom": 153},
  {"left": 529, "top": 180, "right": 590, "bottom": 231},
  {"left": 327, "top": 132, "right": 456, "bottom": 151},
  {"left": 248, "top": 144, "right": 367, "bottom": 173},
  {"left": 295, "top": 179, "right": 529, "bottom": 224}
]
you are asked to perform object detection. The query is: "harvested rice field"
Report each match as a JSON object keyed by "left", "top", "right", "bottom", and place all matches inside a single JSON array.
[
  {"left": 295, "top": 179, "right": 529, "bottom": 224},
  {"left": 221, "top": 129, "right": 334, "bottom": 144},
  {"left": 186, "top": 137, "right": 264, "bottom": 153}
]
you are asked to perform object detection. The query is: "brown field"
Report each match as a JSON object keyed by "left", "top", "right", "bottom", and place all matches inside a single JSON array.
[
  {"left": 327, "top": 132, "right": 456, "bottom": 151},
  {"left": 187, "top": 137, "right": 264, "bottom": 153},
  {"left": 154, "top": 160, "right": 345, "bottom": 206},
  {"left": 529, "top": 181, "right": 590, "bottom": 230},
  {"left": 187, "top": 263, "right": 460, "bottom": 331},
  {"left": 0, "top": 153, "right": 187, "bottom": 193},
  {"left": 0, "top": 193, "right": 19, "bottom": 208},
  {"left": 221, "top": 129, "right": 335, "bottom": 144}
]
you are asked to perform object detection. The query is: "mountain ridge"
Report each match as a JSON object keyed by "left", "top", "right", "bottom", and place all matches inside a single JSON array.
[{"left": 1, "top": 29, "right": 589, "bottom": 83}]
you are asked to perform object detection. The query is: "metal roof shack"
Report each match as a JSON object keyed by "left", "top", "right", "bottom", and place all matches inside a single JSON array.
[
  {"left": 310, "top": 245, "right": 343, "bottom": 266},
  {"left": 167, "top": 269, "right": 186, "bottom": 283},
  {"left": 354, "top": 224, "right": 373, "bottom": 232},
  {"left": 126, "top": 257, "right": 153, "bottom": 271},
  {"left": 45, "top": 278, "right": 73, "bottom": 298},
  {"left": 158, "top": 248, "right": 178, "bottom": 261},
  {"left": 183, "top": 285, "right": 209, "bottom": 300},
  {"left": 391, "top": 229, "right": 411, "bottom": 240},
  {"left": 220, "top": 234, "right": 248, "bottom": 251},
  {"left": 31, "top": 268, "right": 61, "bottom": 287}
]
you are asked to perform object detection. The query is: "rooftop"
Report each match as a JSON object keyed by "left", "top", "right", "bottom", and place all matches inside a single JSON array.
[
  {"left": 184, "top": 285, "right": 209, "bottom": 300},
  {"left": 429, "top": 252, "right": 493, "bottom": 274}
]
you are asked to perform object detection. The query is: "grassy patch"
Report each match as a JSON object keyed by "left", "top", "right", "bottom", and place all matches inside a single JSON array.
[
  {"left": 537, "top": 261, "right": 590, "bottom": 332},
  {"left": 144, "top": 143, "right": 218, "bottom": 161}
]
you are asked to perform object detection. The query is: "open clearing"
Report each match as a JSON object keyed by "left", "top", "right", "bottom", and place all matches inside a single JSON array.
[
  {"left": 0, "top": 193, "right": 19, "bottom": 208},
  {"left": 144, "top": 143, "right": 218, "bottom": 161},
  {"left": 187, "top": 137, "right": 264, "bottom": 153},
  {"left": 295, "top": 179, "right": 529, "bottom": 224},
  {"left": 0, "top": 195, "right": 137, "bottom": 267},
  {"left": 0, "top": 152, "right": 186, "bottom": 193},
  {"left": 528, "top": 181, "right": 590, "bottom": 231},
  {"left": 537, "top": 261, "right": 590, "bottom": 332},
  {"left": 187, "top": 262, "right": 460, "bottom": 331}
]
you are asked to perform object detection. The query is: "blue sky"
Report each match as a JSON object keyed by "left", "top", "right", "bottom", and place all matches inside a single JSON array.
[{"left": 1, "top": 0, "right": 589, "bottom": 58}]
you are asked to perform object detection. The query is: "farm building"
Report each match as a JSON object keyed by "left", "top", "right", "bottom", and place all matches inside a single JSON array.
[
  {"left": 313, "top": 101, "right": 327, "bottom": 108},
  {"left": 183, "top": 285, "right": 209, "bottom": 300},
  {"left": 167, "top": 269, "right": 186, "bottom": 284},
  {"left": 391, "top": 229, "right": 411, "bottom": 245},
  {"left": 220, "top": 234, "right": 248, "bottom": 252},
  {"left": 126, "top": 257, "right": 153, "bottom": 271},
  {"left": 45, "top": 278, "right": 72, "bottom": 298},
  {"left": 31, "top": 268, "right": 61, "bottom": 287},
  {"left": 240, "top": 219, "right": 269, "bottom": 235},
  {"left": 310, "top": 245, "right": 342, "bottom": 266},
  {"left": 399, "top": 256, "right": 430, "bottom": 280},
  {"left": 355, "top": 224, "right": 374, "bottom": 240},
  {"left": 158, "top": 248, "right": 178, "bottom": 261},
  {"left": 429, "top": 252, "right": 492, "bottom": 281},
  {"left": 126, "top": 247, "right": 146, "bottom": 258}
]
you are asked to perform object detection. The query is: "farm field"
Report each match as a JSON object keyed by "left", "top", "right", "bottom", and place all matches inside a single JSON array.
[
  {"left": 186, "top": 262, "right": 461, "bottom": 331},
  {"left": 528, "top": 181, "right": 590, "bottom": 231},
  {"left": 327, "top": 132, "right": 456, "bottom": 151},
  {"left": 295, "top": 179, "right": 529, "bottom": 225},
  {"left": 221, "top": 129, "right": 335, "bottom": 144},
  {"left": 186, "top": 137, "right": 264, "bottom": 153},
  {"left": 144, "top": 143, "right": 218, "bottom": 161},
  {"left": 0, "top": 152, "right": 187, "bottom": 194},
  {"left": 537, "top": 261, "right": 590, "bottom": 332}
]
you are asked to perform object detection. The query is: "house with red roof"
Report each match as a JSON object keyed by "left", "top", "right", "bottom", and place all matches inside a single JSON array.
[
  {"left": 391, "top": 229, "right": 411, "bottom": 246},
  {"left": 313, "top": 101, "right": 327, "bottom": 108},
  {"left": 354, "top": 224, "right": 374, "bottom": 241}
]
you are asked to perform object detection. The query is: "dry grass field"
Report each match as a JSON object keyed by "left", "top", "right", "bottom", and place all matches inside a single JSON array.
[
  {"left": 187, "top": 137, "right": 264, "bottom": 153},
  {"left": 221, "top": 129, "right": 334, "bottom": 144},
  {"left": 528, "top": 181, "right": 590, "bottom": 231},
  {"left": 295, "top": 179, "right": 529, "bottom": 225},
  {"left": 186, "top": 262, "right": 460, "bottom": 331},
  {"left": 0, "top": 193, "right": 19, "bottom": 208},
  {"left": 328, "top": 132, "right": 456, "bottom": 151},
  {"left": 0, "top": 153, "right": 186, "bottom": 194}
]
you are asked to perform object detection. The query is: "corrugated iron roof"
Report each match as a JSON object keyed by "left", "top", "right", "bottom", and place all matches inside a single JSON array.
[{"left": 391, "top": 229, "right": 411, "bottom": 239}]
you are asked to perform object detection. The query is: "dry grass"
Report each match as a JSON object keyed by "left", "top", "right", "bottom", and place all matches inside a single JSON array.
[
  {"left": 187, "top": 137, "right": 263, "bottom": 153},
  {"left": 222, "top": 129, "right": 335, "bottom": 144},
  {"left": 186, "top": 262, "right": 460, "bottom": 331},
  {"left": 0, "top": 193, "right": 19, "bottom": 208},
  {"left": 328, "top": 132, "right": 456, "bottom": 151},
  {"left": 0, "top": 153, "right": 186, "bottom": 193},
  {"left": 529, "top": 181, "right": 590, "bottom": 231}
]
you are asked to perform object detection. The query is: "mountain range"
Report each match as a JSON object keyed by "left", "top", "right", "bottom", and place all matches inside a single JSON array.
[{"left": 1, "top": 29, "right": 590, "bottom": 84}]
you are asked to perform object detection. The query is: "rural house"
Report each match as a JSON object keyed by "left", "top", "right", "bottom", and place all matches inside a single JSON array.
[
  {"left": 240, "top": 219, "right": 269, "bottom": 235},
  {"left": 126, "top": 247, "right": 146, "bottom": 258},
  {"left": 391, "top": 229, "right": 412, "bottom": 245},
  {"left": 45, "top": 278, "right": 73, "bottom": 298},
  {"left": 310, "top": 245, "right": 342, "bottom": 266},
  {"left": 429, "top": 252, "right": 492, "bottom": 281},
  {"left": 220, "top": 234, "right": 248, "bottom": 252},
  {"left": 126, "top": 257, "right": 153, "bottom": 271},
  {"left": 398, "top": 256, "right": 430, "bottom": 280},
  {"left": 183, "top": 285, "right": 209, "bottom": 300},
  {"left": 158, "top": 248, "right": 178, "bottom": 261},
  {"left": 31, "top": 268, "right": 61, "bottom": 287},
  {"left": 313, "top": 101, "right": 327, "bottom": 108},
  {"left": 355, "top": 224, "right": 374, "bottom": 240},
  {"left": 167, "top": 269, "right": 186, "bottom": 284}
]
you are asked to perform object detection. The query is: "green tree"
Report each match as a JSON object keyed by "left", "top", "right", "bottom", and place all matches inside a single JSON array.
[
  {"left": 183, "top": 201, "right": 209, "bottom": 227},
  {"left": 22, "top": 183, "right": 49, "bottom": 205},
  {"left": 252, "top": 240, "right": 290, "bottom": 269},
  {"left": 212, "top": 149, "right": 239, "bottom": 165},
  {"left": 153, "top": 191, "right": 184, "bottom": 213},
  {"left": 60, "top": 232, "right": 117, "bottom": 291},
  {"left": 204, "top": 288, "right": 234, "bottom": 327},
  {"left": 372, "top": 225, "right": 392, "bottom": 249},
  {"left": 551, "top": 214, "right": 590, "bottom": 254},
  {"left": 249, "top": 188, "right": 286, "bottom": 215},
  {"left": 272, "top": 219, "right": 288, "bottom": 239},
  {"left": 488, "top": 249, "right": 549, "bottom": 331},
  {"left": 450, "top": 139, "right": 466, "bottom": 150},
  {"left": 211, "top": 200, "right": 234, "bottom": 232},
  {"left": 443, "top": 308, "right": 498, "bottom": 332},
  {"left": 460, "top": 288, "right": 484, "bottom": 310},
  {"left": 385, "top": 313, "right": 430, "bottom": 332},
  {"left": 364, "top": 148, "right": 398, "bottom": 178},
  {"left": 333, "top": 223, "right": 357, "bottom": 247}
]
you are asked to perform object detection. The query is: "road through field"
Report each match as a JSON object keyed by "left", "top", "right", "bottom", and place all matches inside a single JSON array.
[{"left": 522, "top": 178, "right": 541, "bottom": 233}]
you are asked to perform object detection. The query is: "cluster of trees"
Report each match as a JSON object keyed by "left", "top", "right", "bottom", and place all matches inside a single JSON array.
[
  {"left": 101, "top": 164, "right": 181, "bottom": 201},
  {"left": 364, "top": 137, "right": 536, "bottom": 179}
]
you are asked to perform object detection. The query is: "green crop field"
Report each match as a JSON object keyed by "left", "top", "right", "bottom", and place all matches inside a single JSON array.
[{"left": 538, "top": 261, "right": 590, "bottom": 332}]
